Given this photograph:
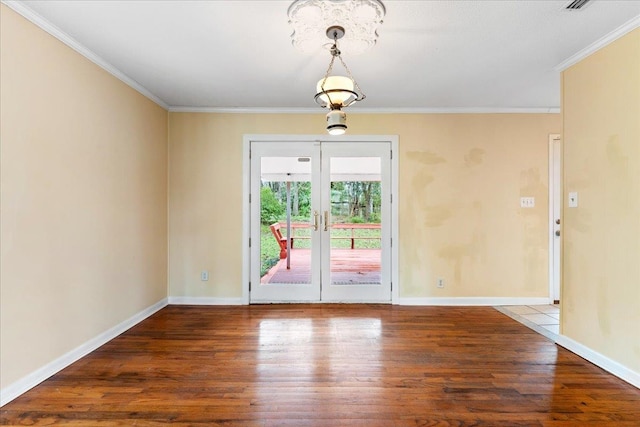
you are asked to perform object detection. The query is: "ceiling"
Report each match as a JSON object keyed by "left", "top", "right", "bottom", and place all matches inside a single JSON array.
[{"left": 8, "top": 0, "right": 640, "bottom": 111}]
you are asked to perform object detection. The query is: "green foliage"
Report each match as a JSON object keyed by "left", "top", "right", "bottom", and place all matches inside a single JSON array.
[
  {"left": 262, "top": 181, "right": 311, "bottom": 219},
  {"left": 330, "top": 181, "right": 381, "bottom": 222},
  {"left": 260, "top": 224, "right": 281, "bottom": 277},
  {"left": 260, "top": 186, "right": 284, "bottom": 225},
  {"left": 348, "top": 216, "right": 365, "bottom": 223},
  {"left": 296, "top": 181, "right": 312, "bottom": 217}
]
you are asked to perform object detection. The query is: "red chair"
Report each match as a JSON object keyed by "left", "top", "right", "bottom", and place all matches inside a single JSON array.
[{"left": 269, "top": 223, "right": 288, "bottom": 259}]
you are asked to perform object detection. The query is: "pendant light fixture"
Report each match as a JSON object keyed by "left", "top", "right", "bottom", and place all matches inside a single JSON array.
[
  {"left": 288, "top": 0, "right": 385, "bottom": 135},
  {"left": 315, "top": 26, "right": 364, "bottom": 135}
]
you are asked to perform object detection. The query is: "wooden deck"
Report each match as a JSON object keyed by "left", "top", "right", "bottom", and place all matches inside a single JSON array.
[
  {"left": 3, "top": 305, "right": 639, "bottom": 426},
  {"left": 261, "top": 248, "right": 381, "bottom": 285}
]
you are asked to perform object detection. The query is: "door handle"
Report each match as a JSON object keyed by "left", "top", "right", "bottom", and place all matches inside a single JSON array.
[
  {"left": 313, "top": 211, "right": 319, "bottom": 231},
  {"left": 555, "top": 230, "right": 561, "bottom": 237},
  {"left": 324, "top": 211, "right": 329, "bottom": 231}
]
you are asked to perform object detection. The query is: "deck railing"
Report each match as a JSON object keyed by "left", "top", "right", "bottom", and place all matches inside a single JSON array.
[{"left": 279, "top": 222, "right": 381, "bottom": 250}]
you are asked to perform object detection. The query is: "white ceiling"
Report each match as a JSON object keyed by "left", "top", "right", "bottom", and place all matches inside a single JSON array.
[{"left": 9, "top": 0, "right": 640, "bottom": 111}]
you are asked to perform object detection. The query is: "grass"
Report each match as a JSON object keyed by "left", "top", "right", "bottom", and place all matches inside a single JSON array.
[{"left": 260, "top": 224, "right": 281, "bottom": 277}]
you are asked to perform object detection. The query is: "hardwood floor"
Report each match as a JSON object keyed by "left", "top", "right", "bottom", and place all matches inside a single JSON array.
[{"left": 2, "top": 305, "right": 639, "bottom": 426}]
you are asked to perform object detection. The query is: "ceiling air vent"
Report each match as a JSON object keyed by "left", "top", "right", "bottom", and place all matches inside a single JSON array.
[{"left": 565, "top": 0, "right": 592, "bottom": 10}]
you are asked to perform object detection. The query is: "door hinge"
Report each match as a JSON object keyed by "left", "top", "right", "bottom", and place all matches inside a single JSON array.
[
  {"left": 249, "top": 193, "right": 251, "bottom": 203},
  {"left": 390, "top": 194, "right": 392, "bottom": 203},
  {"left": 249, "top": 237, "right": 251, "bottom": 247},
  {"left": 390, "top": 237, "right": 392, "bottom": 247},
  {"left": 390, "top": 150, "right": 393, "bottom": 160},
  {"left": 249, "top": 281, "right": 252, "bottom": 291}
]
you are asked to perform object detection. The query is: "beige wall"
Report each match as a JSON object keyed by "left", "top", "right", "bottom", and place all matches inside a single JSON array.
[
  {"left": 562, "top": 29, "right": 640, "bottom": 372},
  {"left": 169, "top": 113, "right": 560, "bottom": 299},
  {"left": 0, "top": 5, "right": 168, "bottom": 388}
]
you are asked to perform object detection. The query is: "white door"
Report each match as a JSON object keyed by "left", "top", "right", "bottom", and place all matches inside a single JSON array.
[
  {"left": 549, "top": 135, "right": 562, "bottom": 303},
  {"left": 320, "top": 142, "right": 391, "bottom": 302},
  {"left": 250, "top": 142, "right": 321, "bottom": 302},
  {"left": 249, "top": 140, "right": 392, "bottom": 303}
]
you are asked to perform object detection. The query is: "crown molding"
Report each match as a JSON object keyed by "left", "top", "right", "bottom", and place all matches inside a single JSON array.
[
  {"left": 3, "top": 0, "right": 564, "bottom": 115},
  {"left": 1, "top": 0, "right": 169, "bottom": 109},
  {"left": 555, "top": 14, "right": 640, "bottom": 71},
  {"left": 169, "top": 106, "right": 560, "bottom": 114}
]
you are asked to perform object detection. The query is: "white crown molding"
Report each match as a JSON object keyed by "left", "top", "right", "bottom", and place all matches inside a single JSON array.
[
  {"left": 3, "top": 0, "right": 565, "bottom": 116},
  {"left": 169, "top": 106, "right": 560, "bottom": 114},
  {"left": 556, "top": 335, "right": 640, "bottom": 389},
  {"left": 397, "top": 297, "right": 551, "bottom": 306},
  {"left": 1, "top": 0, "right": 169, "bottom": 110},
  {"left": 2, "top": 1, "right": 561, "bottom": 116},
  {"left": 555, "top": 14, "right": 640, "bottom": 71},
  {"left": 0, "top": 298, "right": 169, "bottom": 407},
  {"left": 168, "top": 296, "right": 245, "bottom": 305},
  {"left": 350, "top": 107, "right": 561, "bottom": 114}
]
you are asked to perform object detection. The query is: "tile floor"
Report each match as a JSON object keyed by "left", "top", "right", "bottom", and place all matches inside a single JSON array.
[{"left": 494, "top": 304, "right": 560, "bottom": 341}]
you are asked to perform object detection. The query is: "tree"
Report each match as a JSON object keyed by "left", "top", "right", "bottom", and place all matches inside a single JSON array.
[
  {"left": 292, "top": 182, "right": 299, "bottom": 216},
  {"left": 260, "top": 185, "right": 284, "bottom": 224},
  {"left": 362, "top": 182, "right": 373, "bottom": 221}
]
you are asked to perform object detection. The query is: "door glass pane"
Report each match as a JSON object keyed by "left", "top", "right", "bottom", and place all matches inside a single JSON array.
[
  {"left": 259, "top": 156, "right": 313, "bottom": 285},
  {"left": 329, "top": 157, "right": 382, "bottom": 285}
]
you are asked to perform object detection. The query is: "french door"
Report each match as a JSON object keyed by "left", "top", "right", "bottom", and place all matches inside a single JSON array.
[{"left": 249, "top": 141, "right": 391, "bottom": 303}]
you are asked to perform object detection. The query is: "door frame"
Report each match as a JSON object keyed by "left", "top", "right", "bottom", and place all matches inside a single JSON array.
[
  {"left": 242, "top": 134, "right": 399, "bottom": 305},
  {"left": 548, "top": 134, "right": 561, "bottom": 304}
]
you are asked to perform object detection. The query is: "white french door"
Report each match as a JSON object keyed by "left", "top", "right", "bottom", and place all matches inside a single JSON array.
[
  {"left": 549, "top": 134, "right": 562, "bottom": 303},
  {"left": 249, "top": 140, "right": 392, "bottom": 303}
]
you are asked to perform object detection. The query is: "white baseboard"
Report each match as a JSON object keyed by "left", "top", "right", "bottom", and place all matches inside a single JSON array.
[
  {"left": 398, "top": 297, "right": 550, "bottom": 306},
  {"left": 0, "top": 298, "right": 168, "bottom": 407},
  {"left": 168, "top": 296, "right": 244, "bottom": 305},
  {"left": 555, "top": 334, "right": 640, "bottom": 389}
]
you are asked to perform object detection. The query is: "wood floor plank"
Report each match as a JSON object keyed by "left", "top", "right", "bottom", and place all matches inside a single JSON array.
[{"left": 2, "top": 305, "right": 639, "bottom": 426}]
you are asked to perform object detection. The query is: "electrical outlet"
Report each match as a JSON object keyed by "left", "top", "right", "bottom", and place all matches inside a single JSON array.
[
  {"left": 201, "top": 270, "right": 209, "bottom": 281},
  {"left": 437, "top": 278, "right": 444, "bottom": 288},
  {"left": 520, "top": 197, "right": 535, "bottom": 208}
]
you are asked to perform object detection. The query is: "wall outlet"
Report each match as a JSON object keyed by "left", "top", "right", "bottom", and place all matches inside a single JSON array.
[
  {"left": 520, "top": 197, "right": 535, "bottom": 208},
  {"left": 201, "top": 270, "right": 209, "bottom": 281},
  {"left": 437, "top": 278, "right": 444, "bottom": 288}
]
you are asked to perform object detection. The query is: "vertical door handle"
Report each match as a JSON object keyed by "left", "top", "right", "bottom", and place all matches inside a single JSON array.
[
  {"left": 324, "top": 211, "right": 329, "bottom": 231},
  {"left": 313, "top": 211, "right": 319, "bottom": 231}
]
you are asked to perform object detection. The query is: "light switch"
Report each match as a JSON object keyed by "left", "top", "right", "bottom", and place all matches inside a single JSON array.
[
  {"left": 201, "top": 270, "right": 209, "bottom": 281},
  {"left": 520, "top": 197, "right": 535, "bottom": 208},
  {"left": 568, "top": 192, "right": 578, "bottom": 208}
]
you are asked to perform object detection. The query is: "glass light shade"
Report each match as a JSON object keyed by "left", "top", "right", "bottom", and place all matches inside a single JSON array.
[{"left": 316, "top": 76, "right": 355, "bottom": 107}]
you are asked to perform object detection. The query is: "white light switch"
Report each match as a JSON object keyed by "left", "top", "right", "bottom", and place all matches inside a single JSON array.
[
  {"left": 201, "top": 270, "right": 209, "bottom": 281},
  {"left": 520, "top": 197, "right": 535, "bottom": 208},
  {"left": 568, "top": 192, "right": 578, "bottom": 208}
]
